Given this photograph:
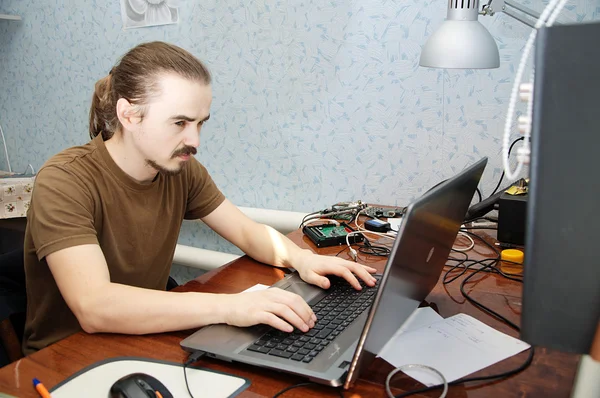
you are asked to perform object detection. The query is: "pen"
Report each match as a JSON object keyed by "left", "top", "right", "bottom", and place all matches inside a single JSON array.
[{"left": 32, "top": 378, "right": 52, "bottom": 398}]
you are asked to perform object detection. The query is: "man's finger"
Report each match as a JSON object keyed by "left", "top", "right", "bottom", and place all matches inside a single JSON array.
[
  {"left": 340, "top": 260, "right": 377, "bottom": 286},
  {"left": 268, "top": 303, "right": 310, "bottom": 332},
  {"left": 260, "top": 312, "right": 294, "bottom": 333},
  {"left": 275, "top": 289, "right": 315, "bottom": 324}
]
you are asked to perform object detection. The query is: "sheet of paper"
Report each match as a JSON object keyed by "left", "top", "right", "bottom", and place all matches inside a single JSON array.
[
  {"left": 242, "top": 284, "right": 270, "bottom": 293},
  {"left": 378, "top": 307, "right": 444, "bottom": 358},
  {"left": 379, "top": 313, "right": 531, "bottom": 386}
]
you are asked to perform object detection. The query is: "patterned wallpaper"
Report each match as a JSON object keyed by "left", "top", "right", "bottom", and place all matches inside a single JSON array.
[{"left": 1, "top": 1, "right": 598, "bottom": 281}]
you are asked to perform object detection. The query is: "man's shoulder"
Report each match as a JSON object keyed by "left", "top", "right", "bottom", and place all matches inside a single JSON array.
[{"left": 43, "top": 141, "right": 99, "bottom": 170}]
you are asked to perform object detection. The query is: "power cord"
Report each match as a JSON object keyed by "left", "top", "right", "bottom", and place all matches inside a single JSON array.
[
  {"left": 271, "top": 381, "right": 344, "bottom": 397},
  {"left": 183, "top": 351, "right": 206, "bottom": 398}
]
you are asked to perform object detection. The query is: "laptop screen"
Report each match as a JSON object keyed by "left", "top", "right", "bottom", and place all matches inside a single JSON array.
[{"left": 344, "top": 157, "right": 487, "bottom": 388}]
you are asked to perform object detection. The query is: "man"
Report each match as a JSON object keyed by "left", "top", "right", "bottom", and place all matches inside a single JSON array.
[{"left": 23, "top": 41, "right": 376, "bottom": 354}]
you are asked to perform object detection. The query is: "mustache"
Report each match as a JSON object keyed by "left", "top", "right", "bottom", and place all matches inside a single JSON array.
[{"left": 172, "top": 146, "right": 197, "bottom": 158}]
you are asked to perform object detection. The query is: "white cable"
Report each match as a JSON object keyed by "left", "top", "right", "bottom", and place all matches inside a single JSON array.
[
  {"left": 502, "top": 0, "right": 565, "bottom": 180},
  {"left": 452, "top": 231, "right": 475, "bottom": 252},
  {"left": 26, "top": 164, "right": 35, "bottom": 174},
  {"left": 0, "top": 121, "right": 12, "bottom": 173},
  {"left": 300, "top": 218, "right": 340, "bottom": 228},
  {"left": 345, "top": 209, "right": 397, "bottom": 261},
  {"left": 353, "top": 209, "right": 396, "bottom": 240},
  {"left": 385, "top": 364, "right": 448, "bottom": 398},
  {"left": 547, "top": 0, "right": 569, "bottom": 26}
]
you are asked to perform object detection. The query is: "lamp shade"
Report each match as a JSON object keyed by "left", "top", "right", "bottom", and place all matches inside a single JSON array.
[
  {"left": 420, "top": 20, "right": 500, "bottom": 69},
  {"left": 420, "top": 0, "right": 500, "bottom": 69}
]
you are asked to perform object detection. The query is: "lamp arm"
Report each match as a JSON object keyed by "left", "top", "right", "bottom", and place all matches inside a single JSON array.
[
  {"left": 482, "top": 0, "right": 559, "bottom": 29},
  {"left": 503, "top": 8, "right": 536, "bottom": 28}
]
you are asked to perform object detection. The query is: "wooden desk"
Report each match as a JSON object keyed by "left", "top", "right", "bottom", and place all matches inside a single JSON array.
[{"left": 0, "top": 229, "right": 580, "bottom": 397}]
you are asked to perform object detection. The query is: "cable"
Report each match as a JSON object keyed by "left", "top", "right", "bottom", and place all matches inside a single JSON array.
[
  {"left": 0, "top": 121, "right": 12, "bottom": 173},
  {"left": 502, "top": 0, "right": 566, "bottom": 180},
  {"left": 489, "top": 137, "right": 524, "bottom": 197},
  {"left": 271, "top": 381, "right": 344, "bottom": 398},
  {"left": 183, "top": 351, "right": 206, "bottom": 398},
  {"left": 452, "top": 231, "right": 475, "bottom": 252},
  {"left": 386, "top": 364, "right": 448, "bottom": 398},
  {"left": 475, "top": 188, "right": 482, "bottom": 203},
  {"left": 299, "top": 211, "right": 324, "bottom": 228},
  {"left": 357, "top": 237, "right": 392, "bottom": 257},
  {"left": 300, "top": 218, "right": 340, "bottom": 228}
]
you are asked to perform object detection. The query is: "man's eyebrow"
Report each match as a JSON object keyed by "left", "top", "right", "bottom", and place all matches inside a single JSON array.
[{"left": 169, "top": 114, "right": 210, "bottom": 122}]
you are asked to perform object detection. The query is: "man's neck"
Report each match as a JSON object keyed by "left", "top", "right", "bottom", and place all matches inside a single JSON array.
[{"left": 104, "top": 132, "right": 158, "bottom": 184}]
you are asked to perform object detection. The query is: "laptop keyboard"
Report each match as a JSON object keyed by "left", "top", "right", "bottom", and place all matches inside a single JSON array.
[{"left": 245, "top": 277, "right": 378, "bottom": 363}]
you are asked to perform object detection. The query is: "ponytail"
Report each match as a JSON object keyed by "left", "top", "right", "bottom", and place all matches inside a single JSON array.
[{"left": 89, "top": 74, "right": 118, "bottom": 140}]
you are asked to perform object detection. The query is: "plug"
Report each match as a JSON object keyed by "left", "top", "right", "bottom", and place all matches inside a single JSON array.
[{"left": 364, "top": 219, "right": 391, "bottom": 233}]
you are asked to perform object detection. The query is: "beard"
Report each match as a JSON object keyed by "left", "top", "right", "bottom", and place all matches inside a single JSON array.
[{"left": 145, "top": 145, "right": 197, "bottom": 177}]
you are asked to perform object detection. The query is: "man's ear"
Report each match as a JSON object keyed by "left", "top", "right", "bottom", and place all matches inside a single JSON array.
[{"left": 116, "top": 98, "right": 142, "bottom": 131}]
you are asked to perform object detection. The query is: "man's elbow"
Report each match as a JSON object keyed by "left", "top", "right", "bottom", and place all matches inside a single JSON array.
[{"left": 70, "top": 295, "right": 107, "bottom": 334}]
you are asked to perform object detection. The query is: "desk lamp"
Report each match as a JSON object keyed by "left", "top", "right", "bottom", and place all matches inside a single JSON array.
[
  {"left": 419, "top": 0, "right": 557, "bottom": 69},
  {"left": 420, "top": 0, "right": 568, "bottom": 183}
]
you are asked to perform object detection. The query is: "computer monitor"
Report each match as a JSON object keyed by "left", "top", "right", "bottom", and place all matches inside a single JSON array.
[{"left": 522, "top": 22, "right": 600, "bottom": 356}]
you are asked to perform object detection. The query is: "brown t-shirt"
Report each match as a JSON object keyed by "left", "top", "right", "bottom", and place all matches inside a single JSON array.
[{"left": 22, "top": 134, "right": 225, "bottom": 355}]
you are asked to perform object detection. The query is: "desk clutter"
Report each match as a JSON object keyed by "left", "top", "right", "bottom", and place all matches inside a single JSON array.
[{"left": 48, "top": 357, "right": 250, "bottom": 398}]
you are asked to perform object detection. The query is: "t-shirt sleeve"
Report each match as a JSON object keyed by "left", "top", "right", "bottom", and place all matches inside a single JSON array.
[
  {"left": 29, "top": 166, "right": 99, "bottom": 261},
  {"left": 184, "top": 158, "right": 226, "bottom": 220}
]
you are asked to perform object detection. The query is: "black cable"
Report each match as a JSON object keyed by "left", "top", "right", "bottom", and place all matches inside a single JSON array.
[
  {"left": 392, "top": 347, "right": 535, "bottom": 398},
  {"left": 443, "top": 250, "right": 470, "bottom": 284},
  {"left": 183, "top": 351, "right": 206, "bottom": 398},
  {"left": 489, "top": 137, "right": 525, "bottom": 197},
  {"left": 299, "top": 211, "right": 321, "bottom": 228},
  {"left": 272, "top": 381, "right": 344, "bottom": 398},
  {"left": 357, "top": 239, "right": 391, "bottom": 257},
  {"left": 475, "top": 187, "right": 483, "bottom": 203}
]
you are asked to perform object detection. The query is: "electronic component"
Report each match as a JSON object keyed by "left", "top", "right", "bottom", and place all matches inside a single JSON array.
[
  {"left": 364, "top": 206, "right": 406, "bottom": 219},
  {"left": 302, "top": 223, "right": 363, "bottom": 248},
  {"left": 364, "top": 219, "right": 391, "bottom": 233},
  {"left": 497, "top": 191, "right": 527, "bottom": 246}
]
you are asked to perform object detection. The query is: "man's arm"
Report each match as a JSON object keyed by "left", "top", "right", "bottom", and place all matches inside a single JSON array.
[
  {"left": 201, "top": 199, "right": 377, "bottom": 289},
  {"left": 47, "top": 244, "right": 316, "bottom": 334}
]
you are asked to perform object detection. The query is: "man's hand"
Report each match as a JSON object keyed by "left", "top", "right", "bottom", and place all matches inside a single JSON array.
[
  {"left": 292, "top": 250, "right": 378, "bottom": 290},
  {"left": 222, "top": 288, "right": 316, "bottom": 333}
]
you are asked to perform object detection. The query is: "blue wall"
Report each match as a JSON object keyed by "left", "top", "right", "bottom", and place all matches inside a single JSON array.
[{"left": 1, "top": 0, "right": 598, "bottom": 280}]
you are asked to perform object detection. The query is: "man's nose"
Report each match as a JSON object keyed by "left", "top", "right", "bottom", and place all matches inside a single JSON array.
[{"left": 183, "top": 125, "right": 200, "bottom": 148}]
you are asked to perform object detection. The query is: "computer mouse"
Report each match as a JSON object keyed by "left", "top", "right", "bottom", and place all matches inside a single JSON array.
[{"left": 109, "top": 373, "right": 174, "bottom": 398}]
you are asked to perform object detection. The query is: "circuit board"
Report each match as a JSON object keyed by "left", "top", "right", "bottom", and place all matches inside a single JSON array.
[
  {"left": 364, "top": 206, "right": 406, "bottom": 219},
  {"left": 302, "top": 223, "right": 364, "bottom": 248}
]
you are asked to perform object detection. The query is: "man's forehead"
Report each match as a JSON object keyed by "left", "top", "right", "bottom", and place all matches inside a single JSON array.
[{"left": 150, "top": 74, "right": 212, "bottom": 118}]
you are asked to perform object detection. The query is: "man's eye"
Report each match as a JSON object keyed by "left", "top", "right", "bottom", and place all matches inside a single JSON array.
[{"left": 175, "top": 121, "right": 185, "bottom": 127}]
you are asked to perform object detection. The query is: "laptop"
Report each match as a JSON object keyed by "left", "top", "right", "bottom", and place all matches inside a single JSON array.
[{"left": 181, "top": 157, "right": 487, "bottom": 388}]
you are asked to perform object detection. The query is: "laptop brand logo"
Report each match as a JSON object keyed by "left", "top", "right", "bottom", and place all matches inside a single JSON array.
[{"left": 426, "top": 247, "right": 435, "bottom": 263}]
